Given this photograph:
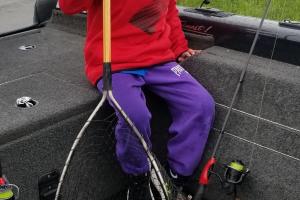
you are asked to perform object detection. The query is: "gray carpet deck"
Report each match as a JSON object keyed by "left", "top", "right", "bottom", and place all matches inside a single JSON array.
[
  {"left": 0, "top": 10, "right": 299, "bottom": 200},
  {"left": 0, "top": 24, "right": 98, "bottom": 145}
]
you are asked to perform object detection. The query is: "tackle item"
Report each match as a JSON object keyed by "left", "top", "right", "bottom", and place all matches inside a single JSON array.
[
  {"left": 222, "top": 161, "right": 250, "bottom": 199},
  {"left": 0, "top": 178, "right": 15, "bottom": 200},
  {"left": 224, "top": 160, "right": 249, "bottom": 185},
  {"left": 0, "top": 161, "right": 19, "bottom": 200}
]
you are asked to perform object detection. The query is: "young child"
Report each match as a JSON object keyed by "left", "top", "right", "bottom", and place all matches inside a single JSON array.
[{"left": 59, "top": 0, "right": 215, "bottom": 199}]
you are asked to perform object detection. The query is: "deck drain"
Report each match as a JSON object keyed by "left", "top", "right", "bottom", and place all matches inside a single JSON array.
[
  {"left": 16, "top": 96, "right": 38, "bottom": 108},
  {"left": 18, "top": 45, "right": 36, "bottom": 51}
]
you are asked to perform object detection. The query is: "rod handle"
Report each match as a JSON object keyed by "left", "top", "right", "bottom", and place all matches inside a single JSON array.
[
  {"left": 103, "top": 0, "right": 111, "bottom": 63},
  {"left": 102, "top": 62, "right": 112, "bottom": 90},
  {"left": 193, "top": 185, "right": 205, "bottom": 200},
  {"left": 199, "top": 157, "right": 216, "bottom": 185}
]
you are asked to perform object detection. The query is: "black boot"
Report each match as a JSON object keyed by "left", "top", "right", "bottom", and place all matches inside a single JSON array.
[
  {"left": 168, "top": 168, "right": 197, "bottom": 199},
  {"left": 127, "top": 173, "right": 154, "bottom": 200}
]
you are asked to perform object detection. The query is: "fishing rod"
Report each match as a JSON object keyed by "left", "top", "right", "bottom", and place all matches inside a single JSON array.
[
  {"left": 193, "top": 0, "right": 273, "bottom": 199},
  {"left": 54, "top": 0, "right": 172, "bottom": 199}
]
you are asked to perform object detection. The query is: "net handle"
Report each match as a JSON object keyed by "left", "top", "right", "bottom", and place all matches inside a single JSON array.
[
  {"left": 102, "top": 0, "right": 112, "bottom": 90},
  {"left": 103, "top": 0, "right": 111, "bottom": 63}
]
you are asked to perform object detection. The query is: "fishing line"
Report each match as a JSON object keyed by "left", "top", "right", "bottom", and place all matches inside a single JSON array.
[
  {"left": 248, "top": 0, "right": 287, "bottom": 168},
  {"left": 216, "top": 103, "right": 300, "bottom": 134},
  {"left": 212, "top": 0, "right": 273, "bottom": 158}
]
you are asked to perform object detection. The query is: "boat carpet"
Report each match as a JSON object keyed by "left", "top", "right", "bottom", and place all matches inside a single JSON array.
[{"left": 0, "top": 10, "right": 299, "bottom": 200}]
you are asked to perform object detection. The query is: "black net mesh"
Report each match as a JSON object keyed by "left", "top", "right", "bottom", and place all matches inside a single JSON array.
[
  {"left": 59, "top": 102, "right": 189, "bottom": 200},
  {"left": 60, "top": 103, "right": 127, "bottom": 200},
  {"left": 149, "top": 156, "right": 189, "bottom": 200}
]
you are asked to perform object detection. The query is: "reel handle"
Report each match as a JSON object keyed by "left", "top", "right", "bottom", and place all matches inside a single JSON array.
[{"left": 102, "top": 0, "right": 112, "bottom": 91}]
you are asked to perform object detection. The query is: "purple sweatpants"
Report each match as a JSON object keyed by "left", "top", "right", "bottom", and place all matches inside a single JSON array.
[{"left": 97, "top": 62, "right": 215, "bottom": 176}]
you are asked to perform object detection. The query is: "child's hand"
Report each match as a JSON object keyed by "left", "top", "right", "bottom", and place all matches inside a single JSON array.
[{"left": 177, "top": 49, "right": 202, "bottom": 62}]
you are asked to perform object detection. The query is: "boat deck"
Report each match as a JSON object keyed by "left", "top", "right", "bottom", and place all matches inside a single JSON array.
[{"left": 0, "top": 9, "right": 299, "bottom": 200}]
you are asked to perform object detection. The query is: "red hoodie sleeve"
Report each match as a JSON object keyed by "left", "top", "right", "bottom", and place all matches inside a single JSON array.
[
  {"left": 59, "top": 0, "right": 93, "bottom": 15},
  {"left": 167, "top": 0, "right": 189, "bottom": 58}
]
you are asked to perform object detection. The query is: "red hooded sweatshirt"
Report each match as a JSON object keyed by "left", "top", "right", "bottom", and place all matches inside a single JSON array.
[{"left": 59, "top": 0, "right": 188, "bottom": 85}]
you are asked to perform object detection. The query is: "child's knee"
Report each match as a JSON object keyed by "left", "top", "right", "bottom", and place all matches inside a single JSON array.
[
  {"left": 116, "top": 106, "right": 152, "bottom": 135},
  {"left": 129, "top": 107, "right": 151, "bottom": 127},
  {"left": 193, "top": 91, "right": 215, "bottom": 119}
]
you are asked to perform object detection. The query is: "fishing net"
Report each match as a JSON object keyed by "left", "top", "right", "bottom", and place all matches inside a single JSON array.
[
  {"left": 59, "top": 101, "right": 188, "bottom": 200},
  {"left": 60, "top": 103, "right": 126, "bottom": 200}
]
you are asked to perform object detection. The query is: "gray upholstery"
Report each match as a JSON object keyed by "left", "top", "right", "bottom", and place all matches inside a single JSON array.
[
  {"left": 181, "top": 47, "right": 300, "bottom": 200},
  {"left": 33, "top": 0, "right": 58, "bottom": 25}
]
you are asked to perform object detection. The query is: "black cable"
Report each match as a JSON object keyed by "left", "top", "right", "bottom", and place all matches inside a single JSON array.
[
  {"left": 208, "top": 170, "right": 223, "bottom": 184},
  {"left": 233, "top": 185, "right": 237, "bottom": 200}
]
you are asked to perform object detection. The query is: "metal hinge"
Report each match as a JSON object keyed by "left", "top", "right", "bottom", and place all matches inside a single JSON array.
[{"left": 38, "top": 170, "right": 60, "bottom": 200}]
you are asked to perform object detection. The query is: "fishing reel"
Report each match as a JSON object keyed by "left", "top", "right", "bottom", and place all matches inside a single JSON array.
[
  {"left": 0, "top": 177, "right": 19, "bottom": 200},
  {"left": 0, "top": 161, "right": 19, "bottom": 200},
  {"left": 194, "top": 159, "right": 249, "bottom": 200},
  {"left": 222, "top": 160, "right": 250, "bottom": 197},
  {"left": 224, "top": 160, "right": 249, "bottom": 184},
  {"left": 205, "top": 160, "right": 249, "bottom": 198}
]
